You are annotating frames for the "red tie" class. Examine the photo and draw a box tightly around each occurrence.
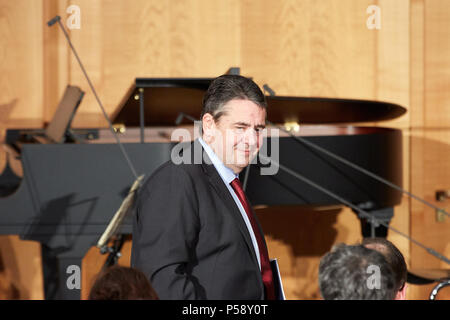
[230,178,275,300]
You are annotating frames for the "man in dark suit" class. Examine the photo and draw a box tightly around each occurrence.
[131,75,275,300]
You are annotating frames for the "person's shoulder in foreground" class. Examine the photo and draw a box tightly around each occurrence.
[88,265,159,300]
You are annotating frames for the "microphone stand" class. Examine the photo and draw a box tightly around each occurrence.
[175,112,450,265]
[47,16,144,268]
[257,154,450,265]
[47,16,139,181]
[261,85,450,218]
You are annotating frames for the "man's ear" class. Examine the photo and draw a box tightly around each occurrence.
[395,283,407,300]
[202,113,215,143]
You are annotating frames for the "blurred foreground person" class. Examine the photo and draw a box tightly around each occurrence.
[319,244,396,300]
[88,265,158,300]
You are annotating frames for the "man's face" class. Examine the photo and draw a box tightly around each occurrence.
[203,99,266,174]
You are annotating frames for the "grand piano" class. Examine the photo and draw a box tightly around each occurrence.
[0,77,405,299]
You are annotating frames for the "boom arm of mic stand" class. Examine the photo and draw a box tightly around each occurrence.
[47,15,61,27]
[47,15,140,181]
[266,120,450,218]
[258,154,450,265]
[175,108,450,266]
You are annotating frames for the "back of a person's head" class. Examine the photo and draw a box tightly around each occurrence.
[319,244,396,300]
[362,237,407,295]
[88,265,158,300]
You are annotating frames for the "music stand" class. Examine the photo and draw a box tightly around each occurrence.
[44,85,84,143]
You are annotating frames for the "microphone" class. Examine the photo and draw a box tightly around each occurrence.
[263,84,276,97]
[47,15,61,27]
[175,112,198,125]
[175,112,185,125]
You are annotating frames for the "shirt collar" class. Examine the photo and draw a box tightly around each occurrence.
[198,137,239,184]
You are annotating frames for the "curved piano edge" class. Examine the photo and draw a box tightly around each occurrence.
[407,271,436,285]
[0,156,23,198]
[0,147,39,235]
[407,269,450,285]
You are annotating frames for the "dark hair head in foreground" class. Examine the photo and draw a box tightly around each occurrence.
[319,244,396,300]
[362,237,408,299]
[88,265,159,300]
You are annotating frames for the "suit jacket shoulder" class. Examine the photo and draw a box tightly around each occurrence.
[131,140,264,300]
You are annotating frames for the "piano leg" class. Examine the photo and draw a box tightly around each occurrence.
[354,207,394,238]
[41,245,82,300]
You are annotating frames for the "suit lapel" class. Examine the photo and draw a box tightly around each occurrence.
[194,140,260,269]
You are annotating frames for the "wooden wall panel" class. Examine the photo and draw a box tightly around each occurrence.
[66,0,241,127]
[410,0,425,128]
[376,0,411,270]
[411,128,450,270]
[0,0,45,300]
[241,0,377,99]
[408,0,450,299]
[376,0,410,128]
[0,236,43,299]
[423,0,450,127]
[410,0,450,270]
[0,0,44,122]
[43,0,70,123]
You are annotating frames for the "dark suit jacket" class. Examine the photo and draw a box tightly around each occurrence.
[130,139,266,299]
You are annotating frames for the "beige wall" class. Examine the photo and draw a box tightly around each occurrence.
[0,0,449,299]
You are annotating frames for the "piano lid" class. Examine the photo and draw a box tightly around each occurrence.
[265,96,407,124]
[111,78,407,126]
[111,78,213,126]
